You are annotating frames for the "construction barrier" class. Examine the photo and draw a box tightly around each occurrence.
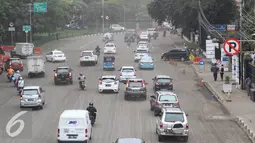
[0,45,15,52]
[189,55,195,62]
[193,57,202,64]
[34,47,41,54]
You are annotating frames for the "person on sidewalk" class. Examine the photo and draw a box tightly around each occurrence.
[245,77,252,95]
[220,64,224,81]
[212,63,219,81]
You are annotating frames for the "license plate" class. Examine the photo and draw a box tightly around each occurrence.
[85,57,88,59]
[68,136,77,139]
[106,84,111,87]
[28,99,34,101]
[64,129,69,133]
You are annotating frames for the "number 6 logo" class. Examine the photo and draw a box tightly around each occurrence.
[5,111,27,137]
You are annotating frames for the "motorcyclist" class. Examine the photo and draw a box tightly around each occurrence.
[163,31,166,37]
[86,102,97,120]
[78,73,86,87]
[7,67,14,81]
[17,76,24,91]
[14,70,21,86]
[95,45,100,52]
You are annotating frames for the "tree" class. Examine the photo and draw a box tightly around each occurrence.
[147,0,238,30]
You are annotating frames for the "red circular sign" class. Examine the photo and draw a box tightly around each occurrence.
[223,38,240,56]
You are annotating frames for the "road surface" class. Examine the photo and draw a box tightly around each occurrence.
[0,33,251,143]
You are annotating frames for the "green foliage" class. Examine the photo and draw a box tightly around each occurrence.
[147,0,238,29]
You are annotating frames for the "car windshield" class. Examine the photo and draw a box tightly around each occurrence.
[57,69,69,73]
[81,52,92,56]
[122,68,134,72]
[165,113,184,122]
[159,95,177,101]
[106,44,114,47]
[54,51,63,54]
[11,59,21,63]
[102,78,115,82]
[104,57,114,62]
[137,50,148,53]
[129,81,142,87]
[157,78,172,83]
[141,58,152,62]
[23,89,38,95]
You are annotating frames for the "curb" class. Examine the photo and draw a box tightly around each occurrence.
[236,117,255,142]
[58,32,124,40]
[190,60,255,143]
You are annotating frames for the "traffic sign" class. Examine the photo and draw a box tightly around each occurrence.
[9,22,14,27]
[227,25,236,31]
[215,24,226,31]
[22,25,31,32]
[105,16,109,20]
[8,27,15,31]
[223,38,240,56]
[34,2,47,12]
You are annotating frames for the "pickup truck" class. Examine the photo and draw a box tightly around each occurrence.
[79,50,98,66]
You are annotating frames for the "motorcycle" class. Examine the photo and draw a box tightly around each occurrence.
[89,113,96,126]
[127,42,131,47]
[95,50,100,56]
[17,87,23,95]
[79,81,86,90]
[163,31,166,37]
[7,74,13,82]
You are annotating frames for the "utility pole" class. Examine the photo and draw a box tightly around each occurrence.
[123,5,126,27]
[239,0,244,88]
[28,3,33,43]
[102,0,105,33]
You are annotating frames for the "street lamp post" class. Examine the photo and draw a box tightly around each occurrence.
[28,3,33,43]
[102,0,105,33]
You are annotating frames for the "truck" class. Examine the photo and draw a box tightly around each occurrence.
[11,43,34,59]
[27,56,45,78]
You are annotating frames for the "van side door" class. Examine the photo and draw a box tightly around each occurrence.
[86,115,92,136]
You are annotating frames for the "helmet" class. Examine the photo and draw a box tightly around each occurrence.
[19,77,23,80]
[16,70,19,73]
[80,73,83,76]
[89,103,93,106]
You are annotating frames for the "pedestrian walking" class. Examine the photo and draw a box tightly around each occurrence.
[220,64,224,81]
[212,63,219,81]
[245,77,252,95]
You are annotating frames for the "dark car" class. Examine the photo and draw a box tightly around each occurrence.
[5,58,24,71]
[124,78,147,100]
[54,66,73,85]
[114,138,145,143]
[161,48,188,61]
[152,75,173,91]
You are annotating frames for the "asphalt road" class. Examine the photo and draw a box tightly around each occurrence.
[0,33,251,143]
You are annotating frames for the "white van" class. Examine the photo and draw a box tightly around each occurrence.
[57,110,92,143]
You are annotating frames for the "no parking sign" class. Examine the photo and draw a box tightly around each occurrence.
[223,38,240,56]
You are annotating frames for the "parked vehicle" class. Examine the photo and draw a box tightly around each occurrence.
[27,56,45,78]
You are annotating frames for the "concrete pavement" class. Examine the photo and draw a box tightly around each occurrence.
[0,32,251,143]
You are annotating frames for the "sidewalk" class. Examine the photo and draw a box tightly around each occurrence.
[171,34,255,142]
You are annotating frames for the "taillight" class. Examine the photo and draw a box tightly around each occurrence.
[69,72,72,77]
[156,101,159,105]
[58,129,60,137]
[169,82,173,85]
[159,123,163,129]
[186,124,189,129]
[80,56,83,58]
[155,82,159,86]
[99,80,102,84]
[114,81,117,84]
[85,129,88,137]
[54,73,57,77]
[38,94,41,98]
[134,72,136,76]
[120,72,122,76]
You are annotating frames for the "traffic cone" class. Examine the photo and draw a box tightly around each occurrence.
[200,78,204,87]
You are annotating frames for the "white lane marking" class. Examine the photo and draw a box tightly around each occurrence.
[6,111,27,137]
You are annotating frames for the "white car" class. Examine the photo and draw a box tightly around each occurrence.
[79,50,98,66]
[98,75,119,93]
[147,28,157,36]
[104,43,116,54]
[46,49,66,62]
[140,32,149,40]
[110,24,125,31]
[138,41,148,46]
[138,44,148,49]
[134,48,150,62]
[118,66,136,82]
[103,32,114,41]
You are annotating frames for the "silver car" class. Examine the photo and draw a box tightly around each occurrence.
[156,107,189,142]
[150,91,179,116]
[20,86,46,109]
[118,66,136,82]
